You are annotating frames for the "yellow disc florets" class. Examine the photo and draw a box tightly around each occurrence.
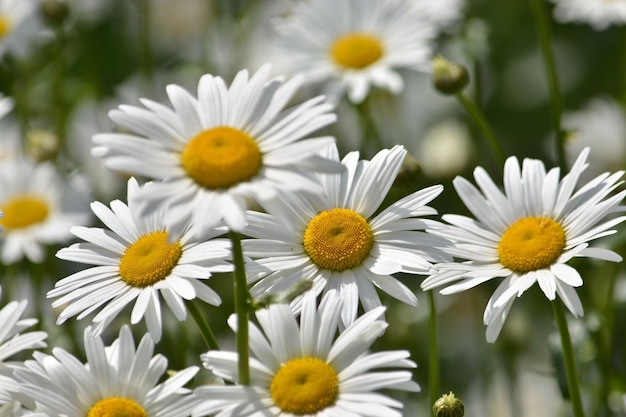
[181,126,262,190]
[0,194,49,230]
[86,397,147,417]
[330,32,384,69]
[119,231,182,287]
[498,216,566,273]
[303,208,374,271]
[0,15,11,38]
[270,357,339,415]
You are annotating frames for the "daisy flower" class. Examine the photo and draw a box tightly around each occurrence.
[0,94,13,120]
[194,294,420,417]
[411,0,466,32]
[273,0,436,103]
[92,64,340,233]
[421,148,626,342]
[0,286,47,415]
[548,0,626,30]
[49,177,232,343]
[15,325,200,417]
[0,157,88,264]
[243,144,450,325]
[0,0,43,59]
[562,97,626,180]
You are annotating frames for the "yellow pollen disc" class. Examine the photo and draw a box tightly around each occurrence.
[303,208,373,272]
[0,195,49,230]
[270,357,339,415]
[119,231,182,287]
[0,15,11,38]
[498,216,566,273]
[87,397,147,417]
[330,32,384,69]
[181,126,262,190]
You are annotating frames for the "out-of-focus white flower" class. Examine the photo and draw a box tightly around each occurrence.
[66,99,128,202]
[416,119,474,179]
[549,0,626,30]
[0,0,45,58]
[0,157,89,264]
[273,0,436,103]
[411,0,466,32]
[563,97,626,181]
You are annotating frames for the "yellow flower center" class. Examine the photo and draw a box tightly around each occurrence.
[270,357,339,415]
[303,208,373,272]
[0,195,49,230]
[0,15,11,38]
[181,126,262,190]
[330,32,384,69]
[119,231,182,287]
[498,216,566,273]
[86,397,147,417]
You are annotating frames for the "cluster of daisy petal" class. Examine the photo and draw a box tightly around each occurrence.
[0,0,624,416]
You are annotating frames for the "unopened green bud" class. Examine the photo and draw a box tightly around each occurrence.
[394,152,422,188]
[432,56,469,95]
[252,279,313,310]
[433,391,464,417]
[40,0,70,27]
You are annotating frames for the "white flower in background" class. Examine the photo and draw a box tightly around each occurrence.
[194,294,419,417]
[422,148,626,342]
[93,64,340,233]
[549,0,626,30]
[244,144,450,325]
[562,97,626,180]
[0,0,44,58]
[0,95,13,120]
[15,326,200,417]
[416,119,474,179]
[273,0,436,103]
[50,178,232,343]
[412,0,466,32]
[0,158,89,264]
[66,99,128,202]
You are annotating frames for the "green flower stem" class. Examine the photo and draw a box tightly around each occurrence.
[552,300,586,417]
[428,290,440,414]
[230,231,251,385]
[455,92,505,166]
[355,97,384,157]
[186,300,220,351]
[529,0,567,171]
[53,25,66,144]
[137,0,153,81]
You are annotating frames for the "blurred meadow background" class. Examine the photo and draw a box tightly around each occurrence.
[0,0,625,416]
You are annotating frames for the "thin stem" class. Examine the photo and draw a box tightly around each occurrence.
[427,290,440,414]
[455,92,505,166]
[53,25,66,145]
[552,300,586,417]
[230,231,250,385]
[529,0,567,171]
[137,0,153,81]
[186,300,220,351]
[355,97,384,158]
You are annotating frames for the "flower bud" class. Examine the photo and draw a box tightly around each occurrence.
[40,0,70,27]
[26,129,60,162]
[433,391,464,417]
[432,56,469,95]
